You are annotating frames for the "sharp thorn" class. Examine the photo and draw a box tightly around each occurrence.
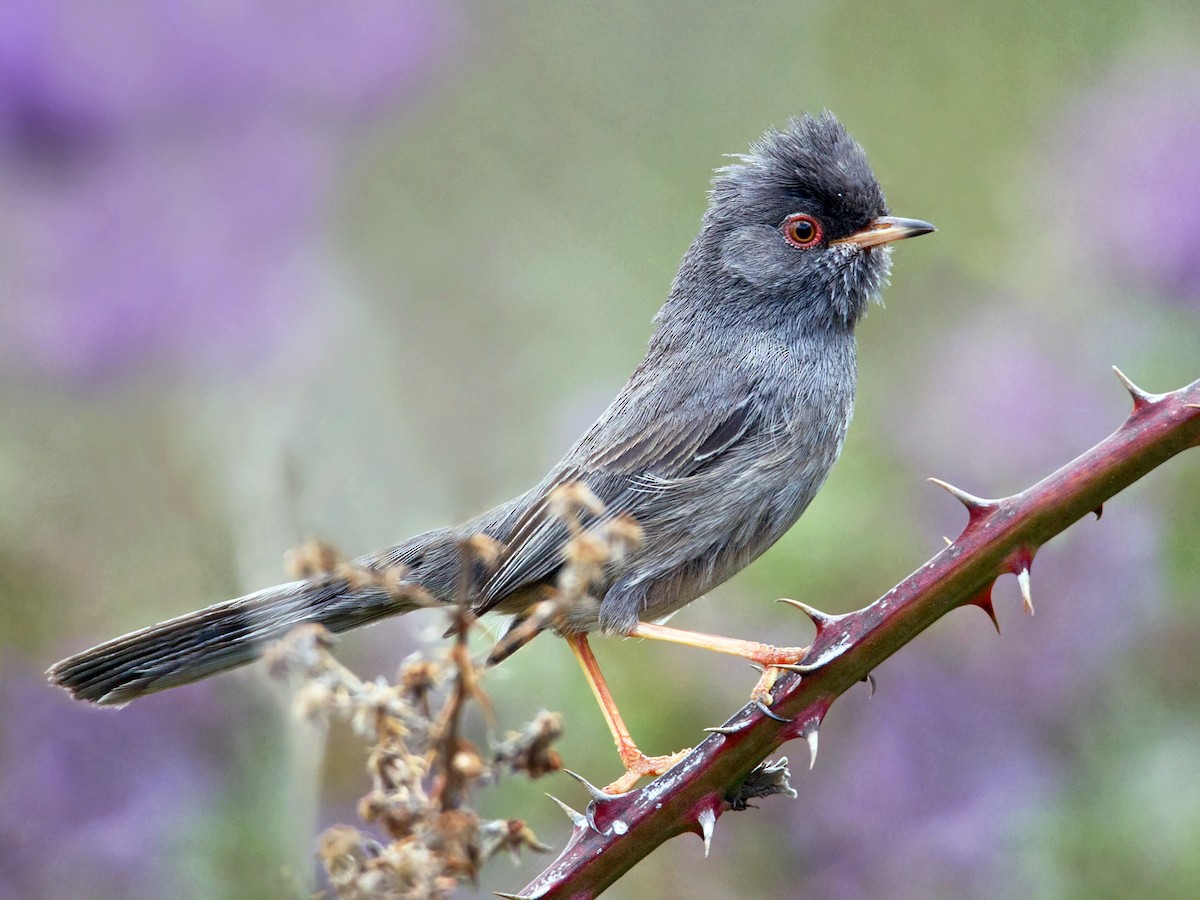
[585,808,603,835]
[1111,365,1140,393]
[562,768,626,802]
[755,699,790,723]
[1092,503,1104,520]
[772,662,809,674]
[494,893,528,899]
[1112,366,1154,409]
[703,722,746,735]
[1017,567,1034,616]
[968,586,1001,633]
[697,806,717,857]
[546,793,588,829]
[943,535,953,546]
[863,673,877,697]
[748,662,765,674]
[767,655,827,675]
[927,477,994,514]
[777,597,836,629]
[804,724,820,770]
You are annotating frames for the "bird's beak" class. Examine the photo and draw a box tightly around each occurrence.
[832,216,936,249]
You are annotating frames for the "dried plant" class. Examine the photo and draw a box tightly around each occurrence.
[268,483,650,898]
[488,484,643,663]
[268,538,559,899]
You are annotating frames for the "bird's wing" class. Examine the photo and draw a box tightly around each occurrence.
[475,367,757,610]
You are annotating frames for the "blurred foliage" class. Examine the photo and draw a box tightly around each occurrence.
[2,1,1199,898]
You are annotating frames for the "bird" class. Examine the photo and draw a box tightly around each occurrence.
[48,111,934,791]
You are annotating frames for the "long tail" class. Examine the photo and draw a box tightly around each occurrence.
[46,530,468,706]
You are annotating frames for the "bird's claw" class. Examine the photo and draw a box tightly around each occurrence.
[748,647,809,707]
[750,665,782,706]
[604,746,691,794]
[754,698,791,723]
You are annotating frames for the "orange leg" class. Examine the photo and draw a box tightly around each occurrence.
[630,622,810,704]
[566,633,689,794]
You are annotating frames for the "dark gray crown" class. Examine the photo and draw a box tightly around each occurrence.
[711,112,887,240]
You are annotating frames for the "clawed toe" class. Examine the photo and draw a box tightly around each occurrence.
[749,648,810,706]
[604,746,691,794]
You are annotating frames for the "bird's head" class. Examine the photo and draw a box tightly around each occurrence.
[703,112,934,330]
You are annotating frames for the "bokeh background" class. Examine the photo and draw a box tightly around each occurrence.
[3,2,1199,898]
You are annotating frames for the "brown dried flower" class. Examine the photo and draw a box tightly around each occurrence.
[494,710,564,779]
[267,538,570,899]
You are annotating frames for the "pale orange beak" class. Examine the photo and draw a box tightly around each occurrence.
[831,216,936,249]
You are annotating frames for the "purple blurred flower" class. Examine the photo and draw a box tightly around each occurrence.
[1050,64,1200,308]
[0,661,249,899]
[0,0,457,385]
[888,306,1110,491]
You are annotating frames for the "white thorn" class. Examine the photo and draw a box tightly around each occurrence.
[546,793,588,830]
[927,477,992,512]
[805,726,820,770]
[942,536,953,547]
[1017,567,1034,616]
[562,767,625,801]
[697,806,716,857]
[1112,365,1153,404]
[777,596,835,627]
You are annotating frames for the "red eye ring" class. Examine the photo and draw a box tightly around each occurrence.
[782,213,823,249]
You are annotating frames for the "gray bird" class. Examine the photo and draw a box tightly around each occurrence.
[49,112,932,784]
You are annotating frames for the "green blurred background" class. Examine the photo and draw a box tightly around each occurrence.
[3,1,1199,897]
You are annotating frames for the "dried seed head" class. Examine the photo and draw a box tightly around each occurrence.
[318,824,372,889]
[563,531,610,569]
[398,658,442,717]
[549,482,606,522]
[728,757,798,811]
[265,623,339,683]
[479,818,553,864]
[293,681,336,722]
[452,747,488,782]
[461,533,504,568]
[286,539,343,579]
[494,710,565,778]
[424,809,482,881]
[378,563,419,600]
[368,745,427,792]
[604,514,644,560]
[358,791,421,842]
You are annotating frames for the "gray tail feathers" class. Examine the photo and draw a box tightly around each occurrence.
[46,575,427,707]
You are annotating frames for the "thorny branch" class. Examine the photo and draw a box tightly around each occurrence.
[504,371,1200,900]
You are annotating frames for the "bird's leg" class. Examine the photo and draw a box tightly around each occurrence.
[630,622,810,705]
[566,633,689,794]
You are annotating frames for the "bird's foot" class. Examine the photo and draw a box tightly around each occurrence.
[746,646,810,706]
[604,744,691,795]
[627,623,810,706]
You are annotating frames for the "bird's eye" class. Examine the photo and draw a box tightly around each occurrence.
[782,213,822,249]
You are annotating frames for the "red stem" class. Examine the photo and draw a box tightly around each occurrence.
[506,374,1200,900]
